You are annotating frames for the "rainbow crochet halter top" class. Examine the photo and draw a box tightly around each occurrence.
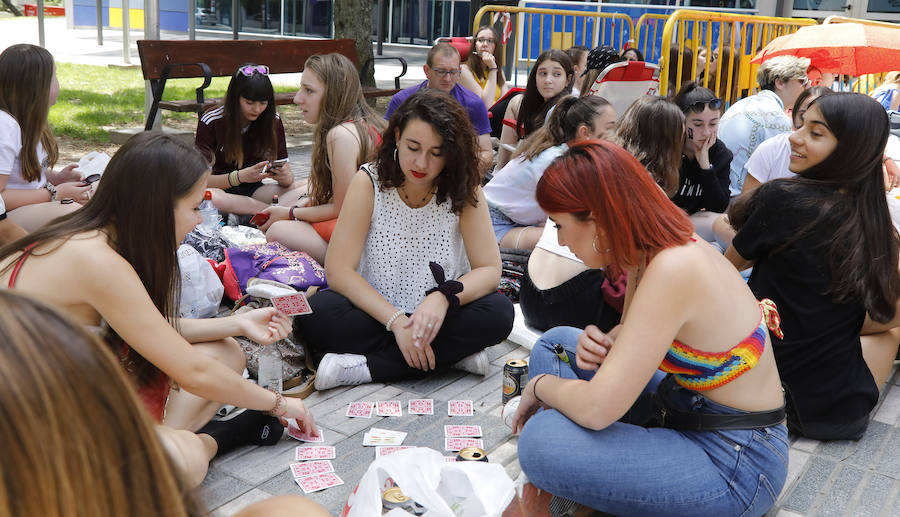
[659,299,783,391]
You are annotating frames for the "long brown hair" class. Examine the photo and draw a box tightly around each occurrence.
[0,291,203,517]
[216,63,278,169]
[516,95,612,161]
[0,132,209,388]
[616,96,684,197]
[304,54,386,206]
[0,44,59,182]
[376,90,480,215]
[517,49,573,138]
[467,25,506,88]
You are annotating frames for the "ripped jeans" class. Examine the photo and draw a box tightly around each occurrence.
[517,326,789,517]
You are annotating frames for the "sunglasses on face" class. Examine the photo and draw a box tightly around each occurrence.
[237,65,269,77]
[685,98,722,113]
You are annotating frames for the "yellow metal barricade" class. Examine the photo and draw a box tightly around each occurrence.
[634,13,670,64]
[659,10,816,104]
[473,5,634,74]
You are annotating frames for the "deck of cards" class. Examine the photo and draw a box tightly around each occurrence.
[271,292,313,316]
[287,422,324,443]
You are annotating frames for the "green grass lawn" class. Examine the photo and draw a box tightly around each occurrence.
[50,62,297,142]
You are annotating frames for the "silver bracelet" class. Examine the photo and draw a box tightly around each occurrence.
[385,309,404,332]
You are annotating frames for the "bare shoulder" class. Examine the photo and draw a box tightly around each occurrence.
[327,122,362,146]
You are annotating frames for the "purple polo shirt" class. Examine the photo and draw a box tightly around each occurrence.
[385,81,492,136]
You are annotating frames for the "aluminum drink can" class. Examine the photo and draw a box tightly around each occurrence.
[456,447,489,462]
[502,359,528,404]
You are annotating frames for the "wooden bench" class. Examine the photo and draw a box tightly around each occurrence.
[137,39,408,131]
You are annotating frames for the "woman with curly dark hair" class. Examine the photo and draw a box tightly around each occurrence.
[295,90,513,389]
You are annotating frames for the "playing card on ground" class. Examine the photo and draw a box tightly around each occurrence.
[376,400,402,417]
[290,460,334,478]
[445,424,482,438]
[346,401,374,418]
[444,437,484,452]
[294,446,336,461]
[448,399,474,416]
[408,398,434,415]
[294,472,344,493]
[287,424,324,442]
[271,292,313,316]
[375,446,416,457]
[363,428,407,446]
[445,456,458,462]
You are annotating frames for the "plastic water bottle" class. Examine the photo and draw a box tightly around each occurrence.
[199,190,220,229]
[257,345,283,395]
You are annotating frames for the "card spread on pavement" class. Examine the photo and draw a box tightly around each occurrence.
[294,472,344,493]
[445,424,482,438]
[271,292,312,316]
[408,398,434,415]
[287,423,324,442]
[346,401,374,418]
[294,446,336,461]
[444,437,484,452]
[290,460,334,478]
[375,446,416,458]
[376,400,402,417]
[448,399,474,416]
[363,428,407,446]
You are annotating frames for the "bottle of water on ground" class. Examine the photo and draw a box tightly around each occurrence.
[258,344,283,395]
[199,190,221,229]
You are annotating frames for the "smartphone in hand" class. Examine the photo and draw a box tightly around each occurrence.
[249,212,271,226]
[269,158,289,173]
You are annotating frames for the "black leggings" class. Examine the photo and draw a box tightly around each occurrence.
[519,268,621,333]
[294,290,514,381]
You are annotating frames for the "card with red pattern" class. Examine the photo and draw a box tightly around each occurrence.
[448,399,474,416]
[290,460,334,478]
[444,437,484,452]
[376,400,402,417]
[294,472,344,493]
[346,401,374,418]
[408,398,434,415]
[375,446,416,457]
[294,446,336,461]
[287,423,324,442]
[272,292,312,316]
[445,424,482,438]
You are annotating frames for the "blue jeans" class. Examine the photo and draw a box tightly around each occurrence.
[518,327,789,517]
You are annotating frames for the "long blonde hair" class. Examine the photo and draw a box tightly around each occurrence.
[304,54,386,206]
[0,44,59,182]
[616,96,684,197]
[0,291,203,517]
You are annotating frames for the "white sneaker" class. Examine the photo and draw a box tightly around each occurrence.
[452,350,490,376]
[315,353,372,390]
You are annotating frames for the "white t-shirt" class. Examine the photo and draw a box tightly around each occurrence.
[534,219,582,263]
[0,110,48,190]
[484,144,566,226]
[745,132,795,186]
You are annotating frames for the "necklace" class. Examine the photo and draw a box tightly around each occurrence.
[398,185,434,208]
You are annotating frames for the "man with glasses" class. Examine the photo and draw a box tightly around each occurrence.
[718,55,811,196]
[386,43,494,173]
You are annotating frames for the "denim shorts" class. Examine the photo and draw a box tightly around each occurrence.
[489,205,519,244]
[518,327,789,517]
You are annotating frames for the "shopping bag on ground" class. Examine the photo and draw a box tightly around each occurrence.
[343,447,514,517]
[177,244,224,318]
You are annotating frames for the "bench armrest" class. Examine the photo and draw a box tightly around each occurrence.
[362,56,408,90]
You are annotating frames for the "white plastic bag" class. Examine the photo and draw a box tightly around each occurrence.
[74,151,112,177]
[344,448,514,517]
[177,244,224,318]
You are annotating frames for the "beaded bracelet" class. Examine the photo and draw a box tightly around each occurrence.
[267,390,287,417]
[385,309,405,332]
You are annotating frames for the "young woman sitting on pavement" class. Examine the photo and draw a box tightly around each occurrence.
[0,44,92,232]
[459,25,511,109]
[259,53,386,264]
[195,63,304,215]
[616,95,686,198]
[0,132,317,485]
[726,93,900,441]
[485,95,616,251]
[295,90,514,390]
[497,49,573,169]
[671,82,733,245]
[512,140,788,517]
[0,290,330,517]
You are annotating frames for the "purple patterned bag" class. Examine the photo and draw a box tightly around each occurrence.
[222,242,327,301]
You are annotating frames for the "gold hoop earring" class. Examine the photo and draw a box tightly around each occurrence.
[593,235,609,254]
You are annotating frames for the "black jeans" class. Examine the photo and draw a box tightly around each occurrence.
[519,268,621,333]
[294,289,514,381]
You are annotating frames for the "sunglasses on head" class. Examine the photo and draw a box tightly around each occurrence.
[237,65,269,77]
[685,98,722,113]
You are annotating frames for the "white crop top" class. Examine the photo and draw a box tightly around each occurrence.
[356,164,470,313]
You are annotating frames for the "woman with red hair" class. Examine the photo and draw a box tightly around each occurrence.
[511,140,788,517]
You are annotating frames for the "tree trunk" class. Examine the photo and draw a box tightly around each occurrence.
[334,0,375,88]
